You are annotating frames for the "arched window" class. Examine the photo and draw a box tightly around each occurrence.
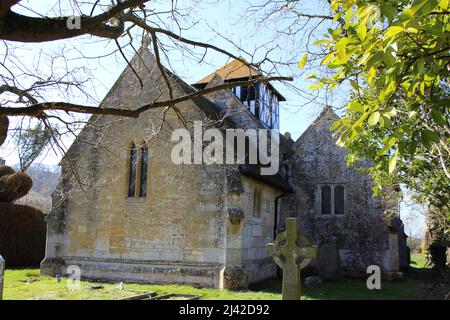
[321,186,332,215]
[128,143,149,198]
[128,144,138,197]
[320,184,345,215]
[253,188,262,218]
[139,146,148,197]
[334,185,345,215]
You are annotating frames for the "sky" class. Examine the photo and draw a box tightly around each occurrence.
[2,0,339,164]
[0,0,426,238]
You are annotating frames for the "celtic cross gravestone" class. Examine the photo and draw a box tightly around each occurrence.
[267,218,318,300]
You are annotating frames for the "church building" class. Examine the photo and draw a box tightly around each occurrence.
[41,45,408,288]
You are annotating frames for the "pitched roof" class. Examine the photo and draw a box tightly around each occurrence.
[295,105,339,144]
[194,59,261,85]
[61,46,292,192]
[194,59,287,101]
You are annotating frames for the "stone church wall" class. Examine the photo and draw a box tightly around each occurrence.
[281,108,394,275]
[42,51,229,287]
[240,176,278,283]
[41,49,282,288]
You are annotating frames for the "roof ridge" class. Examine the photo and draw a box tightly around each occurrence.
[194,59,261,85]
[295,106,339,144]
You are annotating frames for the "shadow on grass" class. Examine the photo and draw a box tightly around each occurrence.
[249,265,442,300]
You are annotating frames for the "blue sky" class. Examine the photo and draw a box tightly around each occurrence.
[2,0,338,163]
[0,0,426,238]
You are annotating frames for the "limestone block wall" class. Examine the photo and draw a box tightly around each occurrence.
[43,105,228,286]
[42,47,287,287]
[240,176,278,283]
[42,49,230,287]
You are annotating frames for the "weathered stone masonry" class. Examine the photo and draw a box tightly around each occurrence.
[41,48,288,288]
[41,48,408,288]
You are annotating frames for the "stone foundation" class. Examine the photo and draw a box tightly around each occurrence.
[41,257,223,288]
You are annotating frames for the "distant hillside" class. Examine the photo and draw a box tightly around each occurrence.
[13,163,60,214]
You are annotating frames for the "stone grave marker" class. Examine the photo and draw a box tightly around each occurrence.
[267,217,318,300]
[318,244,341,280]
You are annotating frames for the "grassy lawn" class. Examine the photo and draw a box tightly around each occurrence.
[3,253,432,300]
[3,269,280,300]
[410,252,429,268]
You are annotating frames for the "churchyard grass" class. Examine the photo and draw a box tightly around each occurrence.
[3,254,430,300]
[410,252,429,269]
[3,269,280,300]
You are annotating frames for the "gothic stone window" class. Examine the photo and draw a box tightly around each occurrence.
[127,143,148,198]
[253,188,262,218]
[320,184,345,215]
[334,185,345,215]
[321,185,332,215]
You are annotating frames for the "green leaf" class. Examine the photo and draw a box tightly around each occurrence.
[440,0,449,10]
[348,100,364,112]
[367,66,376,84]
[419,82,425,95]
[384,108,397,118]
[349,79,360,91]
[408,110,418,118]
[422,130,440,148]
[385,26,404,39]
[321,51,335,65]
[329,120,342,131]
[313,39,330,46]
[309,81,324,90]
[405,27,419,33]
[368,111,381,126]
[389,149,398,174]
[377,136,397,156]
[413,0,439,16]
[430,109,446,126]
[415,58,425,74]
[383,47,397,66]
[365,52,383,71]
[357,20,367,41]
[380,115,391,128]
[298,54,308,70]
[380,3,398,19]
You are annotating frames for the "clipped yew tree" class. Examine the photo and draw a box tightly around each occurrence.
[0,165,46,267]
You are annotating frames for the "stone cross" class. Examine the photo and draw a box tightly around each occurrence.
[0,255,5,300]
[267,218,318,300]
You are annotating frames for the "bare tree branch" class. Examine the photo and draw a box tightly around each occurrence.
[0,76,293,118]
[0,0,148,42]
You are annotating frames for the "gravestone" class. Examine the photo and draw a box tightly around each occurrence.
[318,244,341,280]
[267,218,318,300]
[0,255,5,300]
